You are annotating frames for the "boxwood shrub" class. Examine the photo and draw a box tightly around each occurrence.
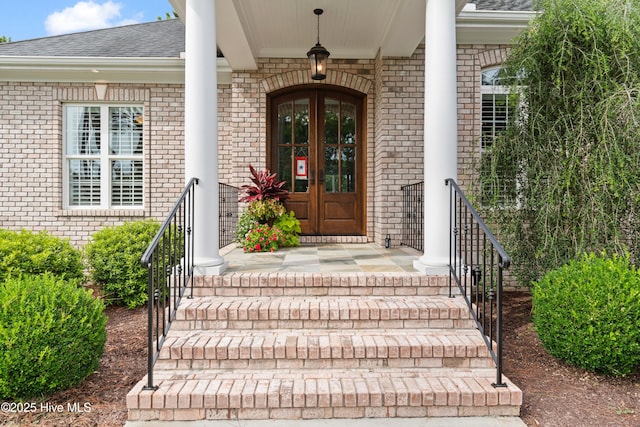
[532,252,640,376]
[85,219,160,308]
[0,229,83,281]
[0,274,107,399]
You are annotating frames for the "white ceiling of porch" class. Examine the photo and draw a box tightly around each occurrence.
[170,0,471,70]
[169,0,467,70]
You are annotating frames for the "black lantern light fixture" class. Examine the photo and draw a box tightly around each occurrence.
[307,8,330,81]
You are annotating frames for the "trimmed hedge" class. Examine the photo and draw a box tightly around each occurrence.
[0,229,83,281]
[85,220,160,308]
[532,253,640,376]
[0,274,107,399]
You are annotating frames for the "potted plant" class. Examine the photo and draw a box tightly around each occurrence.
[236,165,301,252]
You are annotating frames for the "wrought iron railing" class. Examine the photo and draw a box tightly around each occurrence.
[401,181,424,251]
[219,183,239,248]
[141,177,198,390]
[446,178,511,388]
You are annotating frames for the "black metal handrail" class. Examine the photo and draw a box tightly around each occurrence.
[219,183,239,248]
[401,181,424,251]
[446,178,511,388]
[141,177,198,390]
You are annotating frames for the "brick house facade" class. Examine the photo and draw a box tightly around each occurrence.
[0,2,533,271]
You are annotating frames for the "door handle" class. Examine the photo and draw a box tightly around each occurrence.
[310,168,315,185]
[319,169,325,183]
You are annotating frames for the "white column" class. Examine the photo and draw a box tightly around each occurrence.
[185,0,227,275]
[414,0,458,275]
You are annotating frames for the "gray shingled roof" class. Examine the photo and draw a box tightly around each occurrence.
[473,0,534,11]
[0,19,184,57]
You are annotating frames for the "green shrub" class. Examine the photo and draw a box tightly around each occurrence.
[85,219,160,308]
[0,274,107,399]
[532,253,640,376]
[273,211,301,247]
[0,229,84,282]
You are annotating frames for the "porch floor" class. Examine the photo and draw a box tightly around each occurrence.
[220,243,421,273]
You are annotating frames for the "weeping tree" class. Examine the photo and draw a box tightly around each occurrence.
[484,0,640,285]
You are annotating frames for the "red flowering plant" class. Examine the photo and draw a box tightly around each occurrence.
[239,165,289,203]
[236,165,300,253]
[241,225,283,253]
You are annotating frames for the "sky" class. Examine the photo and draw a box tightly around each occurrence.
[1,0,175,42]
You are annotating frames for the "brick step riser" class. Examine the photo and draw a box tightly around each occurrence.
[190,275,459,298]
[171,318,477,331]
[129,405,521,421]
[192,287,457,297]
[174,295,475,330]
[126,374,522,421]
[175,300,472,322]
[157,333,495,368]
[155,357,496,370]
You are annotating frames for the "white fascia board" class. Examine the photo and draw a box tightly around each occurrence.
[456,10,537,45]
[216,0,258,71]
[0,56,232,85]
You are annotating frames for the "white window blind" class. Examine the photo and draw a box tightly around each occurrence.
[64,105,144,209]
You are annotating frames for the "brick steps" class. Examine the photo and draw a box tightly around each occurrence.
[127,272,522,422]
[126,368,521,421]
[172,295,475,330]
[156,329,494,370]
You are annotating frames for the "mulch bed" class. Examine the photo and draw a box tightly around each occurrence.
[503,292,639,427]
[1,292,638,426]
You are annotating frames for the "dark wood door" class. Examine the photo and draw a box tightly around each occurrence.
[270,88,364,235]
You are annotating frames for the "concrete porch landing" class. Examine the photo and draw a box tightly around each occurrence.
[220,243,420,273]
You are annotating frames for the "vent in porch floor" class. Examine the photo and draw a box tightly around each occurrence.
[126,272,521,421]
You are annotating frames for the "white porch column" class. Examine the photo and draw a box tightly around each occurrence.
[414,0,458,275]
[185,0,227,275]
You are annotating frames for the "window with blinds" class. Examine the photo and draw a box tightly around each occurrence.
[64,105,144,208]
[480,67,517,205]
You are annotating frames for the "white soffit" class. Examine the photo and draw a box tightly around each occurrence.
[170,0,428,68]
[231,0,416,60]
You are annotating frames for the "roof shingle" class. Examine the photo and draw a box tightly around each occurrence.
[472,0,534,11]
[0,19,184,57]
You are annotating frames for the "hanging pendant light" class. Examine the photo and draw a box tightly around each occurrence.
[307,8,330,81]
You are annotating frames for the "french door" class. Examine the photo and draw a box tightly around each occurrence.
[269,88,364,235]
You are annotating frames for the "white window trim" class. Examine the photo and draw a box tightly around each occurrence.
[481,67,512,152]
[62,104,145,210]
